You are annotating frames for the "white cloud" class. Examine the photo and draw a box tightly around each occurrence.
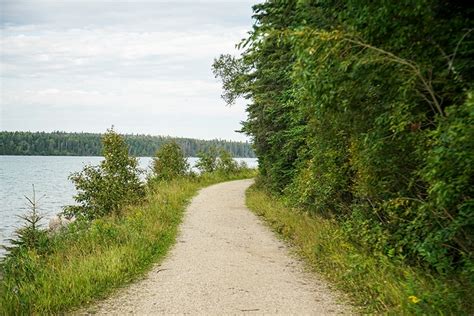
[5,79,240,115]
[0,1,254,141]
[1,25,245,78]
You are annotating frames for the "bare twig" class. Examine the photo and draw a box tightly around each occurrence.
[451,29,473,72]
[342,38,444,117]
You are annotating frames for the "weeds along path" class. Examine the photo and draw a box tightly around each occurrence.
[84,179,350,314]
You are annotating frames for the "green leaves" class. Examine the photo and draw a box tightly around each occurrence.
[417,92,474,272]
[195,147,219,174]
[195,147,241,175]
[216,149,239,175]
[214,0,473,279]
[151,141,189,181]
[212,54,249,106]
[64,128,144,220]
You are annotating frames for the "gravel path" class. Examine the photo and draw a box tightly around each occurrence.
[84,179,351,314]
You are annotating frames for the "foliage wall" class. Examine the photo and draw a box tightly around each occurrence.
[214,0,473,276]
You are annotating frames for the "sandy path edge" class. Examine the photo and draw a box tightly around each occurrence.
[80,179,351,314]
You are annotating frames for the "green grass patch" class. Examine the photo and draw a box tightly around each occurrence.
[0,169,256,314]
[246,184,473,315]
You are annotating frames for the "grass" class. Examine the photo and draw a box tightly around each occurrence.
[246,184,473,315]
[0,169,256,314]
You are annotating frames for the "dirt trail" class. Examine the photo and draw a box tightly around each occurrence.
[85,179,351,314]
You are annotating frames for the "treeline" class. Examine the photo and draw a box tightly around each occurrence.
[0,131,255,158]
[214,0,473,312]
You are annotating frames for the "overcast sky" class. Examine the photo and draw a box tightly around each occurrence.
[0,0,255,141]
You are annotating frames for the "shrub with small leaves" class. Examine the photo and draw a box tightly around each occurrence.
[195,146,219,173]
[216,149,238,174]
[64,128,144,220]
[151,141,189,181]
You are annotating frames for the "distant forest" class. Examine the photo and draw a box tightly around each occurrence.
[0,131,256,158]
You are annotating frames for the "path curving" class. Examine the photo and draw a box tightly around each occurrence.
[85,179,351,314]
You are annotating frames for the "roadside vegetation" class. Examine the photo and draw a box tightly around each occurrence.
[0,129,256,314]
[214,1,473,314]
[247,184,472,314]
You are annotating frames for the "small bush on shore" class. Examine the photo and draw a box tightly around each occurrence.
[0,187,50,314]
[151,141,189,181]
[195,146,219,173]
[216,149,238,174]
[63,128,144,220]
[196,147,248,175]
[3,187,50,258]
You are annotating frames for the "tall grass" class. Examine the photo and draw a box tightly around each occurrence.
[246,184,473,315]
[0,169,256,314]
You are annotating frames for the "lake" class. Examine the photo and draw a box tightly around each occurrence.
[0,155,258,256]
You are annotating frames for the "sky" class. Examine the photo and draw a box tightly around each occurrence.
[0,0,256,141]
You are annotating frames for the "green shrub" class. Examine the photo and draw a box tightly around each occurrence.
[64,128,144,220]
[3,187,50,258]
[417,92,474,274]
[247,183,473,314]
[0,187,50,314]
[151,141,189,181]
[195,146,218,173]
[196,147,244,175]
[216,149,239,174]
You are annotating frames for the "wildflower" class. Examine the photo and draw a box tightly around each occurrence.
[408,295,421,304]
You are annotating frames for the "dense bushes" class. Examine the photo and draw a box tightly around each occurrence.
[214,0,473,292]
[247,184,473,314]
[418,93,474,273]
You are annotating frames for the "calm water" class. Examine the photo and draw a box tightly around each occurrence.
[0,155,257,255]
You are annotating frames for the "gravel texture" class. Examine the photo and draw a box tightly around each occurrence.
[82,179,351,315]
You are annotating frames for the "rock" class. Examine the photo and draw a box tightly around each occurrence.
[49,215,75,233]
